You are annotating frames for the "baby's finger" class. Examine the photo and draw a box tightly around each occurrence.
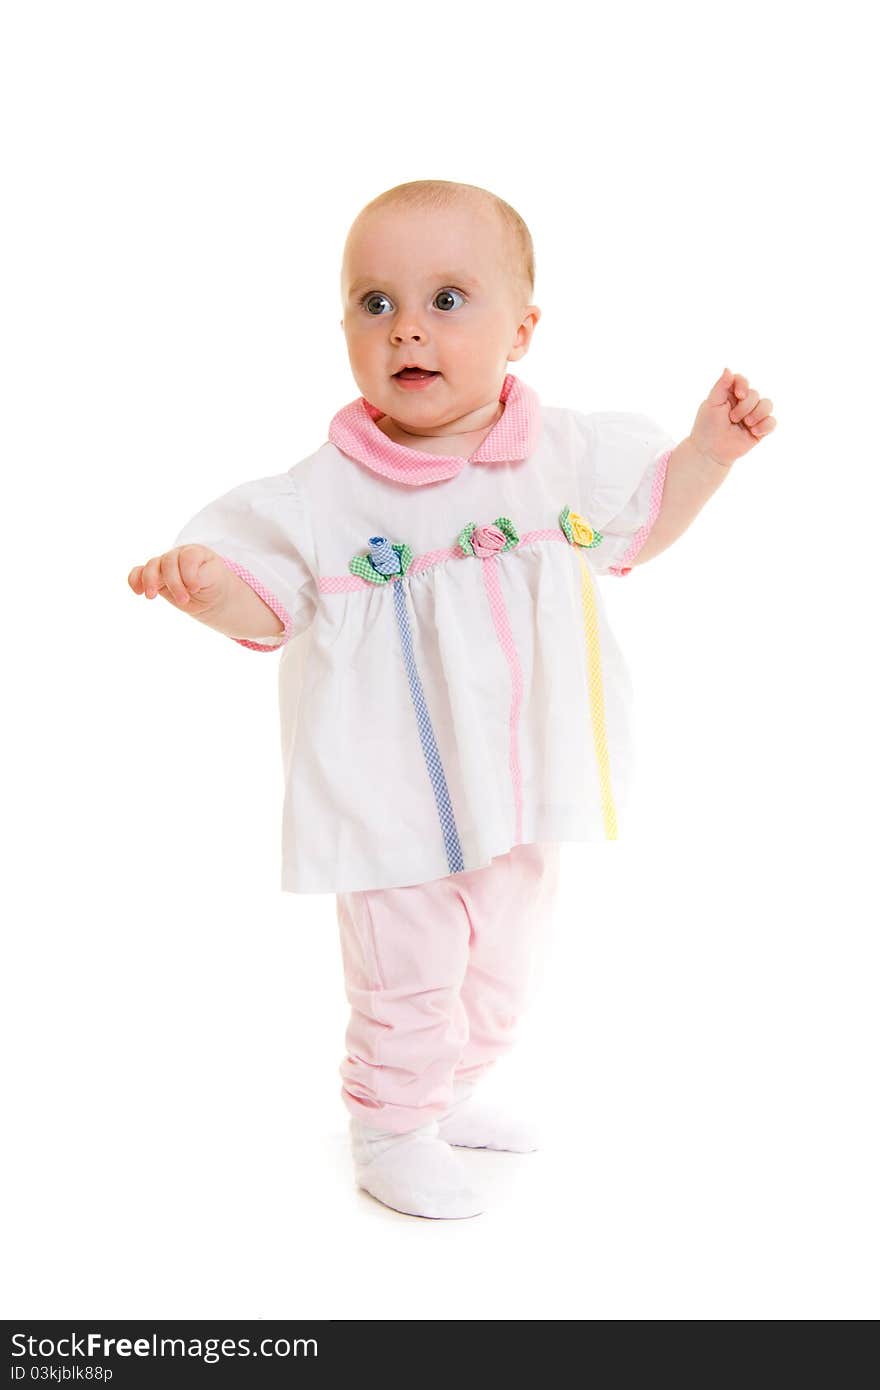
[140,556,163,599]
[732,374,750,400]
[159,550,191,606]
[128,565,145,595]
[730,388,760,424]
[743,397,773,426]
[178,546,214,598]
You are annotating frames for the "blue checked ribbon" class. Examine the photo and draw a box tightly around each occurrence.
[391,578,464,875]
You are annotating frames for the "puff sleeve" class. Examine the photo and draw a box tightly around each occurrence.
[170,473,318,651]
[580,411,677,576]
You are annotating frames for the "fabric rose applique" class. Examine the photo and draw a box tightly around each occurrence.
[457,516,519,557]
[349,534,414,585]
[559,506,602,549]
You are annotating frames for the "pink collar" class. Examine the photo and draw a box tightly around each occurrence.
[328,372,542,485]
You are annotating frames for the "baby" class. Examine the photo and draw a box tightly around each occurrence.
[128,180,776,1220]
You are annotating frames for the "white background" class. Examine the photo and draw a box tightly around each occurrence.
[3,0,878,1320]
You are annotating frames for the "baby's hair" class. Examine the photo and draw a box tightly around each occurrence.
[344,179,536,308]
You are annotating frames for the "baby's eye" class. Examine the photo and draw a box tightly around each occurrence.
[434,288,466,311]
[362,292,393,316]
[360,287,467,316]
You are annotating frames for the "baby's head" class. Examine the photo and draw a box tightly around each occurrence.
[339,180,539,434]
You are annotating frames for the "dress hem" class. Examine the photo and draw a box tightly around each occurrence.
[279,831,624,896]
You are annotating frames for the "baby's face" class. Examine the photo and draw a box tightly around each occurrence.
[340,203,539,432]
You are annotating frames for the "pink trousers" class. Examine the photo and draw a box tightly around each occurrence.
[335,841,561,1134]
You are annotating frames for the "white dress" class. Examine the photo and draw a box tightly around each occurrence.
[171,373,676,894]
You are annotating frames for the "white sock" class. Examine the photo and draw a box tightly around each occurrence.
[436,1081,541,1152]
[350,1117,485,1220]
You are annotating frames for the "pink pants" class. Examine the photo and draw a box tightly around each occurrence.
[335,841,561,1134]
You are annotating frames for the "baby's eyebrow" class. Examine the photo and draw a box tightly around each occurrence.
[347,271,481,298]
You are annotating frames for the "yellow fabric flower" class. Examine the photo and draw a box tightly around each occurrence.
[559,505,602,550]
[569,512,596,547]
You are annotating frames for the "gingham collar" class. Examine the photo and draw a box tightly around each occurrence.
[328,372,542,485]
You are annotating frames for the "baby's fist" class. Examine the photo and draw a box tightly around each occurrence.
[128,544,230,617]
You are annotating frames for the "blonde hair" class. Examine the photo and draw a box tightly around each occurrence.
[342,179,536,307]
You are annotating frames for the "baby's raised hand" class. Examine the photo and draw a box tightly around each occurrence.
[689,368,777,469]
[128,544,230,617]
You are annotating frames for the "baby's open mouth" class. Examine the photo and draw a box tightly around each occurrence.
[393,368,441,379]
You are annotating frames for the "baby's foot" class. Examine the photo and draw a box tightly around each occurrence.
[350,1118,485,1220]
[436,1083,540,1153]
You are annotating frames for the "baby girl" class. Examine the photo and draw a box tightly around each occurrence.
[128,179,776,1220]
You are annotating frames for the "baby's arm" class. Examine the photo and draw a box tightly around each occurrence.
[631,437,728,567]
[193,570,285,640]
[128,545,284,640]
[633,368,775,567]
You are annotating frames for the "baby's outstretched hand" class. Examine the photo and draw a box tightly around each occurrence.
[688,368,777,468]
[128,544,230,617]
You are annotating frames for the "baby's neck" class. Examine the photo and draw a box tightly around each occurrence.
[375,401,505,459]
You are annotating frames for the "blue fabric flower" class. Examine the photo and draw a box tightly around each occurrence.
[349,535,414,585]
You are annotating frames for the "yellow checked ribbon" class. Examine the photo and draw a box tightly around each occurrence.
[559,505,617,839]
